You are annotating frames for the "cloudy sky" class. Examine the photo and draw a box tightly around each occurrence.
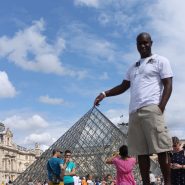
[0,0,185,150]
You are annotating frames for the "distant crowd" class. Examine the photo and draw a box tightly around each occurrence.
[31,136,184,185]
[1,136,184,185]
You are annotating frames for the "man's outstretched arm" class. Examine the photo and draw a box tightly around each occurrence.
[94,80,130,106]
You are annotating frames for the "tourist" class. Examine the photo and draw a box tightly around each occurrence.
[78,176,81,185]
[47,148,64,185]
[73,174,80,185]
[95,178,100,185]
[43,180,49,185]
[35,181,42,185]
[106,145,136,185]
[81,177,87,185]
[28,178,34,185]
[106,174,115,185]
[86,174,93,185]
[62,150,76,185]
[149,171,156,185]
[170,136,185,185]
[94,32,173,185]
[100,177,106,185]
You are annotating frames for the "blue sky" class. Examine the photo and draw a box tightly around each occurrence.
[0,0,185,150]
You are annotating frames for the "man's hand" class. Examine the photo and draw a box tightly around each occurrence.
[64,158,70,163]
[94,93,105,106]
[158,104,165,113]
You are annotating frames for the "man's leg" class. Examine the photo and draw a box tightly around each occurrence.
[138,155,150,185]
[158,152,171,185]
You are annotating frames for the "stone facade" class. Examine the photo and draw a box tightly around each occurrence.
[0,123,42,183]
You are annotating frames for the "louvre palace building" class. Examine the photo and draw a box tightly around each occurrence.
[0,122,42,183]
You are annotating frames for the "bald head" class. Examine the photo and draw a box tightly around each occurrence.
[137,32,152,42]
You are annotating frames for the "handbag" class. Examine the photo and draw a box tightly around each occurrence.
[48,161,62,183]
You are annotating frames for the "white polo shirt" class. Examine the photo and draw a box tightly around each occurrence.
[125,54,173,113]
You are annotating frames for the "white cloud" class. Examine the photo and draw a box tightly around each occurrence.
[97,11,136,34]
[73,36,116,62]
[0,19,85,78]
[4,114,48,130]
[74,0,99,7]
[0,71,17,98]
[98,10,133,29]
[114,11,133,27]
[82,1,146,34]
[23,132,55,145]
[64,25,119,63]
[74,0,141,9]
[41,144,50,151]
[39,95,65,105]
[1,112,72,150]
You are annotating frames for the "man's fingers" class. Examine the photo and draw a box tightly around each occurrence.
[94,93,105,106]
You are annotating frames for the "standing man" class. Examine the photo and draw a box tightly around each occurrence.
[62,150,76,185]
[47,148,64,185]
[94,32,173,185]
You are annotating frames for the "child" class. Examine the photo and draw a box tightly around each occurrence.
[106,145,136,185]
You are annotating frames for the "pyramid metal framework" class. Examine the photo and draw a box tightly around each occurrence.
[14,107,142,185]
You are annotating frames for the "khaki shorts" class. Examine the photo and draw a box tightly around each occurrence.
[128,104,172,155]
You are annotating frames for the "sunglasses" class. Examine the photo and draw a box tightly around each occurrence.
[65,155,71,157]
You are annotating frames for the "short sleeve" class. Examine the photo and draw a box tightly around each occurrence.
[112,157,119,166]
[125,66,132,81]
[159,57,173,79]
[59,159,64,165]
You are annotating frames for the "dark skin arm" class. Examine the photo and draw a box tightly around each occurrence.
[94,80,130,106]
[158,77,172,113]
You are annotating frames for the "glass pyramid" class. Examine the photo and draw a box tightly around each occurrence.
[13,107,144,184]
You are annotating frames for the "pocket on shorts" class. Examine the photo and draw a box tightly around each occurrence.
[156,105,163,114]
[142,105,162,115]
[156,125,172,149]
